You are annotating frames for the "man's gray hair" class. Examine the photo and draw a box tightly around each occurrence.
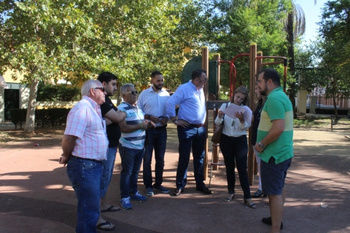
[81,79,103,96]
[120,83,134,95]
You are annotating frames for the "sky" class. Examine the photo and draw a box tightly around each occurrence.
[294,0,329,44]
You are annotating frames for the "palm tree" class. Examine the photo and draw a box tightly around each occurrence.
[285,0,316,118]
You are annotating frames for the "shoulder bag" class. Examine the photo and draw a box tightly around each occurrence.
[211,103,228,143]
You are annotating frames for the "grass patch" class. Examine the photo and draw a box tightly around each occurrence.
[294,116,350,128]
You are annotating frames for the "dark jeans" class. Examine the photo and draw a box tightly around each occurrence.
[67,156,102,233]
[143,127,167,188]
[119,145,144,199]
[100,147,117,198]
[176,125,206,189]
[220,134,251,199]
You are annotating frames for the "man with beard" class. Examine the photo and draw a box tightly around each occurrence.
[96,72,126,231]
[254,69,293,233]
[137,71,170,196]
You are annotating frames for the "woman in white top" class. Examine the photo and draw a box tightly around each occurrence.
[215,86,256,208]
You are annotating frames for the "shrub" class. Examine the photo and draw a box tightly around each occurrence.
[37,83,80,101]
[9,109,26,129]
[9,108,71,129]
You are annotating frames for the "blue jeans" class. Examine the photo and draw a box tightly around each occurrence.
[67,156,102,233]
[143,127,167,188]
[100,147,117,198]
[119,145,144,199]
[220,134,251,199]
[176,125,206,189]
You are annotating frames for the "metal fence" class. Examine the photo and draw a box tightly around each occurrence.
[308,96,350,109]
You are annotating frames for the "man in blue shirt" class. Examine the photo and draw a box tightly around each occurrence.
[166,69,212,196]
[138,71,170,197]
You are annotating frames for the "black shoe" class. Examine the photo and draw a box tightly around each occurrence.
[173,188,184,196]
[262,217,283,230]
[196,186,212,195]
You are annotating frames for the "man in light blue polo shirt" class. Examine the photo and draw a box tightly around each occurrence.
[166,69,212,196]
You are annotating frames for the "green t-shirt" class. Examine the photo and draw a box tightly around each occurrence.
[257,87,294,164]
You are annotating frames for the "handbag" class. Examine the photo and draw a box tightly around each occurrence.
[211,103,228,143]
[211,123,224,143]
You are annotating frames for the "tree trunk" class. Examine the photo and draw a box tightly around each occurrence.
[332,92,338,120]
[24,79,39,133]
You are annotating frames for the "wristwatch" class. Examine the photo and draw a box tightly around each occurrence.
[173,119,178,124]
[258,142,265,149]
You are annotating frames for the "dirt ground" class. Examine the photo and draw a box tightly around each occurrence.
[0,121,349,233]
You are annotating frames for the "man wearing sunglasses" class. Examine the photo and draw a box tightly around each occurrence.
[166,69,212,196]
[95,72,126,231]
[59,80,109,233]
[137,71,170,197]
[118,83,156,210]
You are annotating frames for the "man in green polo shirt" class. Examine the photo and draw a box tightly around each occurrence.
[254,69,293,233]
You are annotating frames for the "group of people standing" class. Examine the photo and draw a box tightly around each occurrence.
[59,68,293,233]
[213,69,293,233]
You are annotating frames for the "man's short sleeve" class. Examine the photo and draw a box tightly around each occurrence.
[100,97,116,116]
[265,97,285,121]
[64,106,88,139]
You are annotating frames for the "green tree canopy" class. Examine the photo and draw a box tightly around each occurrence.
[0,0,201,131]
[199,0,292,89]
[313,0,350,117]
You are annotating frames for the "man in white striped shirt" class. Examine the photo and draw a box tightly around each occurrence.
[117,83,155,209]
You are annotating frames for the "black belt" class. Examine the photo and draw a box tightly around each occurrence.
[190,124,205,128]
[71,155,101,163]
[223,134,246,139]
[147,126,166,130]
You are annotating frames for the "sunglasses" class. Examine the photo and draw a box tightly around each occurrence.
[94,87,105,92]
[126,90,139,95]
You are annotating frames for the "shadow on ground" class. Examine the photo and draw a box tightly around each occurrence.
[0,125,350,233]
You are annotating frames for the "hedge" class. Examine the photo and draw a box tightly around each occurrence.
[9,108,71,129]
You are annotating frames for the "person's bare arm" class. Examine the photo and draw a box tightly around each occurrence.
[104,109,126,123]
[254,119,284,153]
[59,135,78,165]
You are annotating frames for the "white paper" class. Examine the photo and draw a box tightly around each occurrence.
[223,104,245,118]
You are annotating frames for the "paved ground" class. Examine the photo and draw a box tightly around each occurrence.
[0,122,349,233]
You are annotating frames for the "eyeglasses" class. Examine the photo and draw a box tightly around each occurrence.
[126,90,139,95]
[94,87,105,92]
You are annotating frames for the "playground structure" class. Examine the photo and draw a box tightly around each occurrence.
[182,44,288,185]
